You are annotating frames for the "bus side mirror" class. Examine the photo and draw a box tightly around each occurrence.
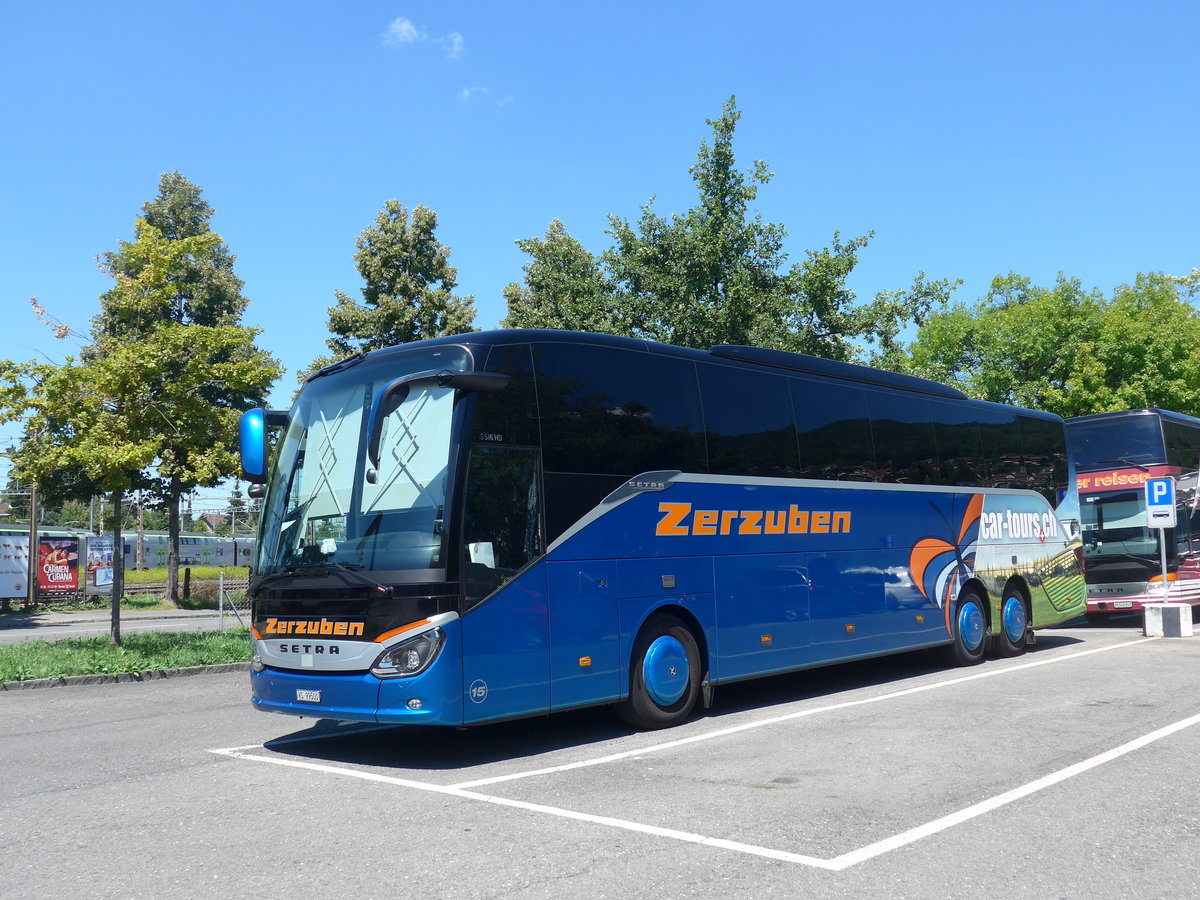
[240,408,288,483]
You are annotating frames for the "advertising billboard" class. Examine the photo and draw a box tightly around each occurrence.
[38,537,80,594]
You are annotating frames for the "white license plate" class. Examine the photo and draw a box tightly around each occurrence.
[1112,601,1134,609]
[296,689,321,703]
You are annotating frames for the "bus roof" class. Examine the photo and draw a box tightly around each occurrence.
[334,329,1060,419]
[1066,408,1200,428]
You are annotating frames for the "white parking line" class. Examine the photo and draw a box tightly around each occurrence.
[212,703,1200,871]
[209,745,835,869]
[210,635,1175,870]
[451,636,1157,789]
[828,708,1200,869]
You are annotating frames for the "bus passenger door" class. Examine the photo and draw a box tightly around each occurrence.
[459,445,551,724]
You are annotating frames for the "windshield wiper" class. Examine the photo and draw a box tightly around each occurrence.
[1118,458,1152,473]
[249,563,393,598]
[319,563,394,596]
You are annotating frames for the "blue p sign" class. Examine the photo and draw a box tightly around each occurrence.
[1145,477,1177,529]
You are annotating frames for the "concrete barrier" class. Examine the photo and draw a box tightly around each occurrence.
[1143,603,1194,638]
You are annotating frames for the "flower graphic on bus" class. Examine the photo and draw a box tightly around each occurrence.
[909,494,984,628]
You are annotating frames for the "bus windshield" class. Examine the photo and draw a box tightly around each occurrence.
[1069,415,1164,469]
[1080,489,1172,575]
[257,348,471,579]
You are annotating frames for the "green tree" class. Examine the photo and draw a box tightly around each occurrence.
[901,270,1200,417]
[303,201,478,380]
[504,97,957,359]
[1,355,158,641]
[92,173,280,601]
[501,220,621,333]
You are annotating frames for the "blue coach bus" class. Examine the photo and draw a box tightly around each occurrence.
[240,330,1086,729]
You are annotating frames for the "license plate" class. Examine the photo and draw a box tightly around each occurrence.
[1112,601,1134,609]
[296,689,321,703]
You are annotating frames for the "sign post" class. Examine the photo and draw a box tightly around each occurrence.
[1145,475,1177,596]
[1143,476,1193,637]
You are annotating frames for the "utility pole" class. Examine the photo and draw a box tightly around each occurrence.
[25,480,38,610]
[135,491,145,570]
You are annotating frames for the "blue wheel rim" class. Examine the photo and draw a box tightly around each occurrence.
[1002,594,1026,643]
[643,635,689,707]
[958,601,985,653]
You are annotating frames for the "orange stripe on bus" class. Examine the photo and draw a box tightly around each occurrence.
[251,626,263,641]
[374,619,432,643]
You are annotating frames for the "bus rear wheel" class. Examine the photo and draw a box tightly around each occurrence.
[616,614,701,730]
[941,588,988,667]
[993,588,1029,657]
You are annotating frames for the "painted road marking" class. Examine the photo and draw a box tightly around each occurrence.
[211,635,1176,870]
[450,636,1156,789]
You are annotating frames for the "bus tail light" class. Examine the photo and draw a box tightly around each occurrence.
[1149,572,1178,583]
[372,628,445,678]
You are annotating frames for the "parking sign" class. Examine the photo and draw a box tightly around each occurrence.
[1145,476,1177,529]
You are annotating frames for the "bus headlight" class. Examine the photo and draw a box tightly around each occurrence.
[372,628,445,678]
[251,654,266,673]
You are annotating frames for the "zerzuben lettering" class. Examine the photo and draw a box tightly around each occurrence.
[264,618,365,637]
[656,502,851,536]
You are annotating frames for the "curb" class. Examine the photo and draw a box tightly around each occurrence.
[1,662,250,692]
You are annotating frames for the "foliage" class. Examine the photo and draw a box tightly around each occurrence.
[501,220,622,333]
[1,172,281,627]
[88,173,280,601]
[99,170,247,331]
[303,201,478,380]
[901,270,1200,417]
[503,97,958,360]
[0,629,252,682]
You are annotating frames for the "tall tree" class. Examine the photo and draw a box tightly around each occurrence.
[901,270,1200,417]
[303,201,477,379]
[73,172,276,601]
[94,214,279,599]
[504,97,957,359]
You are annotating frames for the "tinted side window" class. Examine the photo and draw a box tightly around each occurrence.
[1019,415,1069,501]
[792,377,876,481]
[929,400,986,486]
[699,363,799,477]
[535,344,706,476]
[543,472,625,545]
[866,391,939,485]
[977,407,1026,488]
[1164,421,1200,470]
[474,344,540,446]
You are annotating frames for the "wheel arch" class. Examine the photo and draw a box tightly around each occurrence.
[959,577,993,629]
[999,576,1032,620]
[628,603,710,683]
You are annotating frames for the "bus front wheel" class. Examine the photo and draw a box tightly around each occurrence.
[942,588,988,667]
[616,614,702,730]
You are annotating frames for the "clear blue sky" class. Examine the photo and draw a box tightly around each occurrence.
[2,1,1198,493]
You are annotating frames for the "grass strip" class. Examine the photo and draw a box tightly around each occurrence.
[0,629,253,683]
[123,565,250,584]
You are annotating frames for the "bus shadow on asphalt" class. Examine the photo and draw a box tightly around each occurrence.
[260,638,1085,772]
